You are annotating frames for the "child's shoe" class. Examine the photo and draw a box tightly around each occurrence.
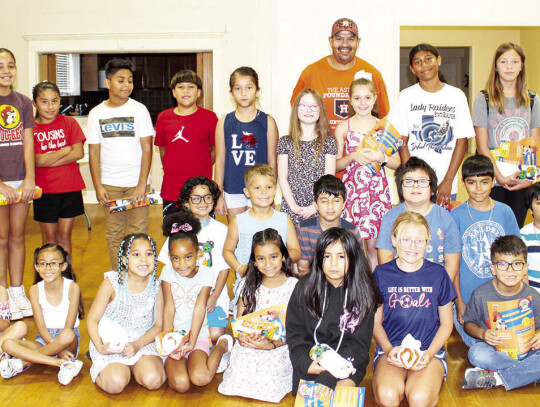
[461,367,497,389]
[0,357,24,379]
[216,334,233,374]
[8,286,32,318]
[7,290,22,321]
[58,360,83,385]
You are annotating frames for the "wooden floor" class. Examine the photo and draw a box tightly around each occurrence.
[1,204,538,406]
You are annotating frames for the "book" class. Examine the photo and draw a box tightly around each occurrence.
[359,117,403,175]
[295,380,365,407]
[231,303,287,342]
[490,136,540,181]
[487,296,535,360]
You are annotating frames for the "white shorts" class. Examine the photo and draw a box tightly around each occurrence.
[223,192,251,209]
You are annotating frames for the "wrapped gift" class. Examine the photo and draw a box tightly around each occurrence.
[0,186,42,206]
[108,193,159,213]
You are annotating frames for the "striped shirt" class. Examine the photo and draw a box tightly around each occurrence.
[520,222,540,294]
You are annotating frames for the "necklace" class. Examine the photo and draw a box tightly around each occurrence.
[467,198,493,223]
[313,286,348,353]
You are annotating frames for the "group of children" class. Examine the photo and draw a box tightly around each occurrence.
[0,37,539,405]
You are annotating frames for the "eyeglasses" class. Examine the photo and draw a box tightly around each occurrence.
[398,238,428,248]
[493,261,525,271]
[402,179,431,188]
[36,261,64,270]
[297,104,321,112]
[189,194,214,204]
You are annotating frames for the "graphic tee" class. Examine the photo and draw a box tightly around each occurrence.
[393,83,474,194]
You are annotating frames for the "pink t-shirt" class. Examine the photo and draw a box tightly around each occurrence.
[33,115,86,193]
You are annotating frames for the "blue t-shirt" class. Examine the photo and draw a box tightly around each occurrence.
[376,203,461,266]
[452,201,520,304]
[374,259,457,350]
[223,110,268,194]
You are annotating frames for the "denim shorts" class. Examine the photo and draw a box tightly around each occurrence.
[36,327,80,358]
[372,343,448,378]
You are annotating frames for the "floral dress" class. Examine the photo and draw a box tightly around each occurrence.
[89,271,161,382]
[342,120,392,239]
[218,277,298,403]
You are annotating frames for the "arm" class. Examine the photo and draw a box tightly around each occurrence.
[214,116,227,216]
[324,153,336,176]
[223,217,246,276]
[20,128,36,203]
[89,144,111,207]
[124,284,164,358]
[464,321,502,347]
[158,146,165,164]
[453,271,466,323]
[266,116,278,173]
[437,138,467,205]
[131,136,152,202]
[64,282,81,330]
[209,145,216,164]
[29,285,53,344]
[286,217,302,263]
[35,146,71,167]
[398,135,411,164]
[86,279,121,355]
[475,126,517,187]
[443,252,460,283]
[207,268,229,313]
[161,281,175,330]
[179,286,211,356]
[372,304,402,368]
[377,248,394,265]
[335,122,349,172]
[36,143,85,168]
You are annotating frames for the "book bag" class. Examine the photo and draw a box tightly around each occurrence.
[480,89,536,115]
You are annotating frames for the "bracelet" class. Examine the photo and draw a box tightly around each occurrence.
[269,340,276,349]
[380,155,388,167]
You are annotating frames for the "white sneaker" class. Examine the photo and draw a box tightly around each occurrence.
[58,360,83,385]
[7,289,23,320]
[9,286,32,317]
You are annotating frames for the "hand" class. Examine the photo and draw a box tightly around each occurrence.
[296,261,311,278]
[215,195,228,216]
[362,148,384,164]
[412,349,431,371]
[455,298,467,325]
[297,204,317,219]
[99,342,125,355]
[386,346,404,368]
[95,185,112,207]
[0,182,19,205]
[206,293,218,313]
[436,178,452,208]
[19,177,36,204]
[130,185,147,206]
[307,356,327,375]
[506,177,533,191]
[169,334,191,359]
[238,334,274,350]
[352,149,372,166]
[483,329,503,347]
[123,342,141,358]
[58,350,75,361]
[235,264,248,277]
[529,331,540,351]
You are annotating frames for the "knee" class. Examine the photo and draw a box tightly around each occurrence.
[407,389,436,407]
[140,370,166,390]
[12,321,28,337]
[168,375,191,393]
[2,338,15,354]
[468,344,491,368]
[56,329,76,346]
[99,375,129,394]
[374,385,401,407]
[190,369,212,387]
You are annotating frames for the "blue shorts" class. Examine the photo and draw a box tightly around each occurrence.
[372,344,448,378]
[207,306,228,328]
[36,327,80,358]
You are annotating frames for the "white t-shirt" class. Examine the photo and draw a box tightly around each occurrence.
[393,83,474,194]
[86,98,154,187]
[158,218,230,311]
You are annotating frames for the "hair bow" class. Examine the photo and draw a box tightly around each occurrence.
[171,222,193,234]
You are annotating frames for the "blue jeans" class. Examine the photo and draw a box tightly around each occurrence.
[468,341,540,390]
[452,306,476,348]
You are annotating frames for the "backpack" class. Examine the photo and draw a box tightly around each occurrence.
[480,89,536,115]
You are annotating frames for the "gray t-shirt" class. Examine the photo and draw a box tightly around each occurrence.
[464,279,540,331]
[472,93,540,149]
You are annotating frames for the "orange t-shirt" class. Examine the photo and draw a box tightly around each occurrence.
[291,56,389,133]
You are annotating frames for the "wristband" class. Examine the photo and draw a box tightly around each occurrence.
[380,155,388,167]
[270,341,276,349]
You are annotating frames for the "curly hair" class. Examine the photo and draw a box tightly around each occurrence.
[179,176,221,212]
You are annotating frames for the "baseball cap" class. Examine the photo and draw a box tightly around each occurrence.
[331,18,359,37]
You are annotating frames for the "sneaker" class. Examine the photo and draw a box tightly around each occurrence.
[58,360,83,385]
[0,358,24,379]
[216,334,233,374]
[9,286,32,318]
[461,367,497,390]
[7,291,22,321]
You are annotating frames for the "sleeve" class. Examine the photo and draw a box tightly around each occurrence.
[136,103,155,138]
[21,96,35,129]
[375,209,396,250]
[67,116,86,145]
[286,282,316,376]
[503,204,521,237]
[530,93,540,129]
[462,289,485,327]
[472,92,488,128]
[85,108,101,144]
[290,69,308,106]
[276,136,289,155]
[442,211,461,254]
[202,267,213,287]
[454,90,475,139]
[391,90,409,137]
[323,135,338,155]
[531,290,540,330]
[154,111,166,147]
[159,264,173,283]
[207,111,218,147]
[297,226,311,263]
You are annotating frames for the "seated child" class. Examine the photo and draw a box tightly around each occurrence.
[462,235,540,390]
[520,182,540,294]
[296,175,363,276]
[87,234,165,394]
[372,212,456,407]
[223,164,301,301]
[1,244,84,385]
[452,155,520,347]
[218,228,297,403]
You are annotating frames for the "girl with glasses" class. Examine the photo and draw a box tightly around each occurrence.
[277,88,337,227]
[372,211,456,406]
[376,157,460,282]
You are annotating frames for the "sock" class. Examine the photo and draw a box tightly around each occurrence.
[492,371,503,386]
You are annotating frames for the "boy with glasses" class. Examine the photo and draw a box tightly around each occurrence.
[462,235,540,390]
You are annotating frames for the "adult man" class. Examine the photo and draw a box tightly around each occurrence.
[291,18,389,132]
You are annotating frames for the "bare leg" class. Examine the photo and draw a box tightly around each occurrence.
[95,363,131,394]
[130,355,166,390]
[404,358,445,407]
[208,326,226,344]
[165,356,190,393]
[57,217,75,255]
[7,203,30,286]
[0,206,10,287]
[366,237,379,271]
[188,337,228,387]
[372,355,408,407]
[0,321,27,352]
[39,222,59,246]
